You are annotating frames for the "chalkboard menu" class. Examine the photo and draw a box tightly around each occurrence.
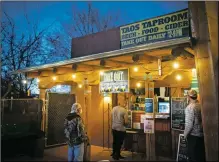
[177,134,189,162]
[171,97,187,130]
[145,98,154,113]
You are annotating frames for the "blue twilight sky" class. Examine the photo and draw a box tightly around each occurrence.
[2,1,188,32]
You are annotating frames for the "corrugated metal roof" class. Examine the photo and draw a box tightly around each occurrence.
[11,37,191,74]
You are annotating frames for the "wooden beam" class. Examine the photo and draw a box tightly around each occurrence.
[184,47,195,55]
[144,49,172,57]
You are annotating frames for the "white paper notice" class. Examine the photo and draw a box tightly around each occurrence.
[160,87,165,98]
[133,122,141,129]
[140,114,147,123]
[144,119,154,134]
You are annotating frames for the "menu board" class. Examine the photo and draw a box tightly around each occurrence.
[177,134,189,162]
[145,98,154,113]
[99,69,129,93]
[171,97,187,130]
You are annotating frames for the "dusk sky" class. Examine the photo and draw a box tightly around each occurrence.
[1,1,188,94]
[2,1,188,33]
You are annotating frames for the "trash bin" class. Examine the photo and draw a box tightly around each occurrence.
[33,131,45,158]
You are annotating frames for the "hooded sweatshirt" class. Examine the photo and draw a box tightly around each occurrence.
[64,112,87,146]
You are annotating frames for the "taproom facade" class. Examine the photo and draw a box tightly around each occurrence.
[13,3,218,161]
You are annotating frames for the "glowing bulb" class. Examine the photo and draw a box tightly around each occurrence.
[136,82,141,88]
[52,76,57,81]
[176,74,182,81]
[22,80,27,84]
[173,62,179,69]
[100,71,104,75]
[134,67,138,72]
[78,84,82,88]
[72,74,76,79]
[36,78,40,82]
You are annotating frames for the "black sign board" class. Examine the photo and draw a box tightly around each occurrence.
[177,134,189,162]
[145,98,154,113]
[171,97,187,130]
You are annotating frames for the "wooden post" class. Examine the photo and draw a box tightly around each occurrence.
[189,2,218,161]
[39,88,46,131]
[145,81,156,160]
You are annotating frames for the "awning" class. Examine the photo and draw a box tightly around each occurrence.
[11,37,191,75]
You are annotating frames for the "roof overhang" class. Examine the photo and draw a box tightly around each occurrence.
[11,37,191,75]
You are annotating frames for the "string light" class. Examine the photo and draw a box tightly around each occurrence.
[176,74,182,81]
[173,62,179,69]
[134,67,138,72]
[136,82,141,88]
[100,71,104,75]
[72,74,76,79]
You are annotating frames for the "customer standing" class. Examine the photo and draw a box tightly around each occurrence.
[184,89,206,162]
[64,103,87,162]
[111,99,128,160]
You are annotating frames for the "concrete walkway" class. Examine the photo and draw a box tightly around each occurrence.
[3,145,174,161]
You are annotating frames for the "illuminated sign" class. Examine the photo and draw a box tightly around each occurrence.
[99,69,129,93]
[120,9,189,48]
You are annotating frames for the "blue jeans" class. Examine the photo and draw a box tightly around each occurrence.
[68,143,84,162]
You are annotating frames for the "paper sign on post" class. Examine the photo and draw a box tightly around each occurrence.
[140,114,147,123]
[144,119,154,134]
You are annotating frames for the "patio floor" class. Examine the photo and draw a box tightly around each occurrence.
[3,145,175,161]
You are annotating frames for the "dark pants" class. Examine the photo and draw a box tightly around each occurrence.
[187,135,206,162]
[112,129,126,157]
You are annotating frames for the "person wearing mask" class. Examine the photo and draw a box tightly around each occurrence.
[111,99,128,160]
[64,103,87,162]
[184,89,206,162]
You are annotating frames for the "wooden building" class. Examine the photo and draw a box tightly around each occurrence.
[12,2,218,161]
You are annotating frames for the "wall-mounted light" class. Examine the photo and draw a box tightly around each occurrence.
[100,71,104,75]
[78,84,82,88]
[36,78,40,83]
[173,62,179,69]
[52,76,57,81]
[104,96,111,102]
[134,67,138,72]
[136,82,141,88]
[176,74,182,81]
[22,80,27,84]
[72,74,76,79]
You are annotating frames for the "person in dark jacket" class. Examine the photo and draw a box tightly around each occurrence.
[64,103,87,162]
[184,89,206,162]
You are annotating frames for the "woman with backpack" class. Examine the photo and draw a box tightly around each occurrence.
[64,103,88,162]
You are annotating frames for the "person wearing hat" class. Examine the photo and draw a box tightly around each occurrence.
[184,89,206,162]
[64,103,87,162]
